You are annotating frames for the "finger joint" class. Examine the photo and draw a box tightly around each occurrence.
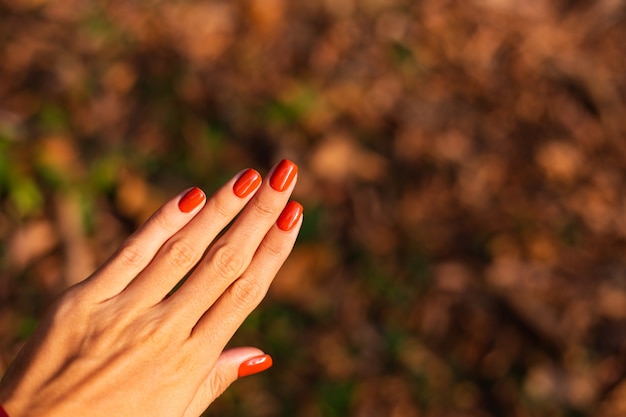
[250,197,277,220]
[230,277,265,309]
[116,240,146,269]
[164,239,197,270]
[212,244,246,280]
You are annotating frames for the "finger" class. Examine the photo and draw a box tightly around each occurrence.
[80,187,206,301]
[122,168,263,307]
[183,347,271,417]
[190,202,302,348]
[167,160,298,321]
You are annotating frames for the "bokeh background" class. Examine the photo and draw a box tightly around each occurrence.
[1,0,625,416]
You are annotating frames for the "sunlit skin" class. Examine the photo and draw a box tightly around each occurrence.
[0,160,302,417]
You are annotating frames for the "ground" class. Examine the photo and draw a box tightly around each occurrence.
[0,1,625,416]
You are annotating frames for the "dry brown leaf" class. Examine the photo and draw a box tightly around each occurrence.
[310,134,387,183]
[8,220,58,270]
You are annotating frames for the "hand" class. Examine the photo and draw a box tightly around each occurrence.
[0,160,302,417]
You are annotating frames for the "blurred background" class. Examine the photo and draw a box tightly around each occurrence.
[1,0,625,416]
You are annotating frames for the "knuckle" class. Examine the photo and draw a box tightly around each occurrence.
[250,197,277,219]
[230,277,266,309]
[212,244,246,279]
[48,288,91,333]
[259,238,284,260]
[164,239,197,269]
[208,370,233,398]
[211,196,234,220]
[52,290,82,320]
[116,240,146,269]
[152,210,175,232]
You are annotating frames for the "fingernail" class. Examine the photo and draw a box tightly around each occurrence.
[233,169,262,198]
[238,354,273,377]
[178,187,205,213]
[277,201,303,231]
[269,159,298,192]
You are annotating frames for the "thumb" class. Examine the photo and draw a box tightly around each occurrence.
[184,347,273,417]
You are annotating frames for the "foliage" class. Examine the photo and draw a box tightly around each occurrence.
[1,0,626,416]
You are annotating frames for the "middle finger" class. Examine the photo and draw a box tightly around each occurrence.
[122,168,262,306]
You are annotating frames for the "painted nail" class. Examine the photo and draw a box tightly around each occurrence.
[277,201,303,231]
[178,187,205,213]
[238,354,273,377]
[269,159,298,192]
[233,169,262,198]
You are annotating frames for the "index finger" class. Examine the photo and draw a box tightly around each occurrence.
[80,187,207,301]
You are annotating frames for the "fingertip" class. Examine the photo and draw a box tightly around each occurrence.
[212,348,272,381]
[277,201,303,232]
[186,347,270,415]
[269,159,298,192]
[178,187,206,213]
[238,354,273,378]
[233,169,262,198]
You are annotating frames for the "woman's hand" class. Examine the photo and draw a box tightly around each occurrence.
[0,160,302,417]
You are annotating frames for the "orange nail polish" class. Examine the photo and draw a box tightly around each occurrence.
[233,169,262,198]
[178,187,205,213]
[238,354,273,377]
[269,159,298,192]
[277,201,303,231]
